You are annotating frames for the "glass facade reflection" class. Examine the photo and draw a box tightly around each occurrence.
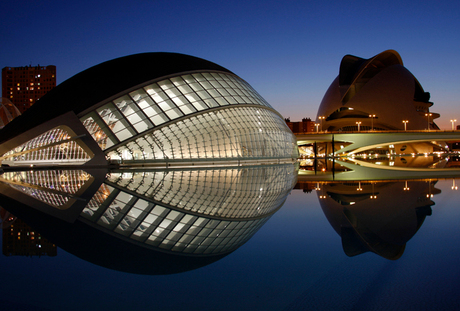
[0,163,297,257]
[81,164,297,255]
[0,53,299,271]
[0,127,91,165]
[0,169,91,208]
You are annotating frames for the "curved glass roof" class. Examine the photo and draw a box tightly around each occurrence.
[80,71,296,163]
[0,70,297,167]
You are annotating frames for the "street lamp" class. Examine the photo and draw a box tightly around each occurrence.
[318,116,325,131]
[451,119,457,131]
[356,121,361,132]
[369,114,376,131]
[402,120,408,131]
[315,123,320,132]
[403,181,410,191]
[425,113,432,130]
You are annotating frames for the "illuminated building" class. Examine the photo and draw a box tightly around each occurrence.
[317,50,439,131]
[0,53,298,167]
[0,53,298,273]
[1,65,56,114]
[298,50,452,160]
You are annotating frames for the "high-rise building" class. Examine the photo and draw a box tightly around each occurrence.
[1,65,56,114]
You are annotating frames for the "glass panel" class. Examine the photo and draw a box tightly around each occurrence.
[114,95,152,133]
[164,88,181,98]
[129,88,149,101]
[164,107,183,119]
[170,76,186,86]
[158,80,174,90]
[97,103,136,141]
[178,84,193,94]
[192,73,206,82]
[158,99,176,112]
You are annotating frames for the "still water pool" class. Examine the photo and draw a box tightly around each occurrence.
[1,175,460,310]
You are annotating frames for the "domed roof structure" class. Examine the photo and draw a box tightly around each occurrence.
[316,50,439,131]
[0,53,298,273]
[0,52,298,167]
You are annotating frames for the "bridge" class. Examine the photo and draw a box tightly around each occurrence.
[296,130,460,156]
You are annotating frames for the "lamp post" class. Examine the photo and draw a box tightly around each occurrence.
[315,123,320,132]
[404,180,410,191]
[369,114,376,131]
[425,113,432,130]
[370,183,377,199]
[402,120,408,131]
[451,119,457,131]
[318,116,325,131]
[356,121,361,132]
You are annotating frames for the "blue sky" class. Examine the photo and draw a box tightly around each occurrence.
[1,0,459,129]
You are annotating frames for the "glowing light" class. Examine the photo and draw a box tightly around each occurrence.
[402,120,408,131]
[369,114,376,131]
[356,121,361,132]
[425,113,432,130]
[404,181,410,191]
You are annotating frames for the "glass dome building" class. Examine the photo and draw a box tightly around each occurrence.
[0,52,298,167]
[0,53,298,274]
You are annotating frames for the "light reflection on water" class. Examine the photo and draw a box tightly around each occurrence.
[1,162,460,310]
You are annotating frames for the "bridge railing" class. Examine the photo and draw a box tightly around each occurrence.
[294,129,459,135]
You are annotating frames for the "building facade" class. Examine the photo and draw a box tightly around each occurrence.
[316,50,439,131]
[0,53,298,168]
[2,65,56,114]
[285,117,315,134]
[0,53,298,272]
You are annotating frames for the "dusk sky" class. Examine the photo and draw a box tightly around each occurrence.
[1,0,459,129]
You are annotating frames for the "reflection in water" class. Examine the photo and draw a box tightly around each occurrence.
[300,155,460,173]
[315,179,438,259]
[0,209,57,257]
[296,156,460,260]
[0,163,297,274]
[1,154,459,271]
